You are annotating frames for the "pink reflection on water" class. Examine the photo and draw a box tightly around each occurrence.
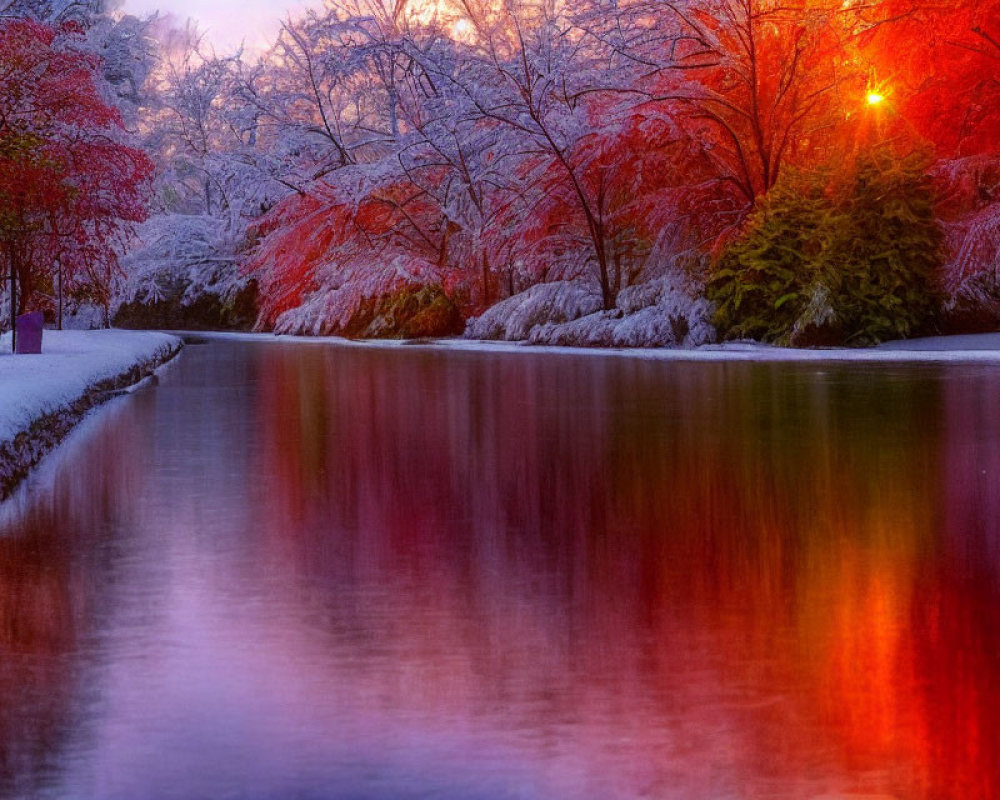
[1,344,998,799]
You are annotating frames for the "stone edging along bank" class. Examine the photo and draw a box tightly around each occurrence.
[0,339,184,501]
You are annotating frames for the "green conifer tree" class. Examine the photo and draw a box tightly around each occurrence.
[708,147,942,345]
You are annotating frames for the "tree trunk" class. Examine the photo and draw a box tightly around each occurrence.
[57,258,63,330]
[16,262,31,316]
[9,258,16,354]
[481,252,491,307]
[596,247,614,310]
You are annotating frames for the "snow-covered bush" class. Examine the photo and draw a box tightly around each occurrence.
[614,275,716,346]
[911,153,998,332]
[528,275,715,347]
[526,312,620,346]
[924,154,1000,331]
[941,203,1000,312]
[60,303,106,330]
[274,256,460,339]
[466,275,715,348]
[464,281,604,341]
[268,253,463,338]
[273,277,463,339]
[119,214,243,305]
[115,214,256,329]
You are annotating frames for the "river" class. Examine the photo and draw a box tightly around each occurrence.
[0,337,998,799]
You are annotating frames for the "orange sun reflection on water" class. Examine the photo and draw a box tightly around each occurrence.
[5,346,997,798]
[244,350,1000,797]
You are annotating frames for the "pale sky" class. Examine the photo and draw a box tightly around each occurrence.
[120,0,314,53]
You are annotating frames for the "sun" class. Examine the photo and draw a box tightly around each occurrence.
[866,92,885,106]
[452,18,472,38]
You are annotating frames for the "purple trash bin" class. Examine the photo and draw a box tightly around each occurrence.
[15,312,44,354]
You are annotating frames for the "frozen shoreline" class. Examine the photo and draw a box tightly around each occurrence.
[0,330,183,500]
[181,330,1000,364]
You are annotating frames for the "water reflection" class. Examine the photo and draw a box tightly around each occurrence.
[0,341,998,799]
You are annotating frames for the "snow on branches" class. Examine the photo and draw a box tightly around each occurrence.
[121,0,1000,339]
[0,17,153,322]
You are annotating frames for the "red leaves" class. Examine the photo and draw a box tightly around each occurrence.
[858,1,1000,298]
[247,177,450,331]
[242,0,1000,330]
[0,18,152,313]
[861,0,1000,160]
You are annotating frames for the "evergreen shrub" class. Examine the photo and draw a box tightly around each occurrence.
[708,148,943,345]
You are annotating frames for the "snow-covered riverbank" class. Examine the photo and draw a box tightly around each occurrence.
[0,330,183,500]
[185,329,1000,363]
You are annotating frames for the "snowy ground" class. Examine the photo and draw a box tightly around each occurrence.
[0,330,181,444]
[0,330,182,499]
[184,330,1000,363]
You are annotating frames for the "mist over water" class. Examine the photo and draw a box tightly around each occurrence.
[1,340,998,799]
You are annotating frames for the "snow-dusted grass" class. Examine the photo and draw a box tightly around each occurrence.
[0,330,182,498]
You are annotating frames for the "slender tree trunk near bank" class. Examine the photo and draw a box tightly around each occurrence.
[17,265,31,316]
[481,253,490,308]
[57,258,63,331]
[9,258,16,354]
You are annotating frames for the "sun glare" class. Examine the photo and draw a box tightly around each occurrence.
[453,18,472,38]
[866,92,885,106]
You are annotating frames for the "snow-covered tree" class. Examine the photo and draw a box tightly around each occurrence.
[0,17,153,330]
[111,0,1000,340]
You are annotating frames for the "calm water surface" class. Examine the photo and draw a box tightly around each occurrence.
[0,339,998,799]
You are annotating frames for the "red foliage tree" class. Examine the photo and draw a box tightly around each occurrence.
[642,0,865,205]
[858,1,1000,303]
[248,171,450,333]
[0,18,153,332]
[238,0,998,333]
[482,96,738,306]
[858,0,1000,159]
